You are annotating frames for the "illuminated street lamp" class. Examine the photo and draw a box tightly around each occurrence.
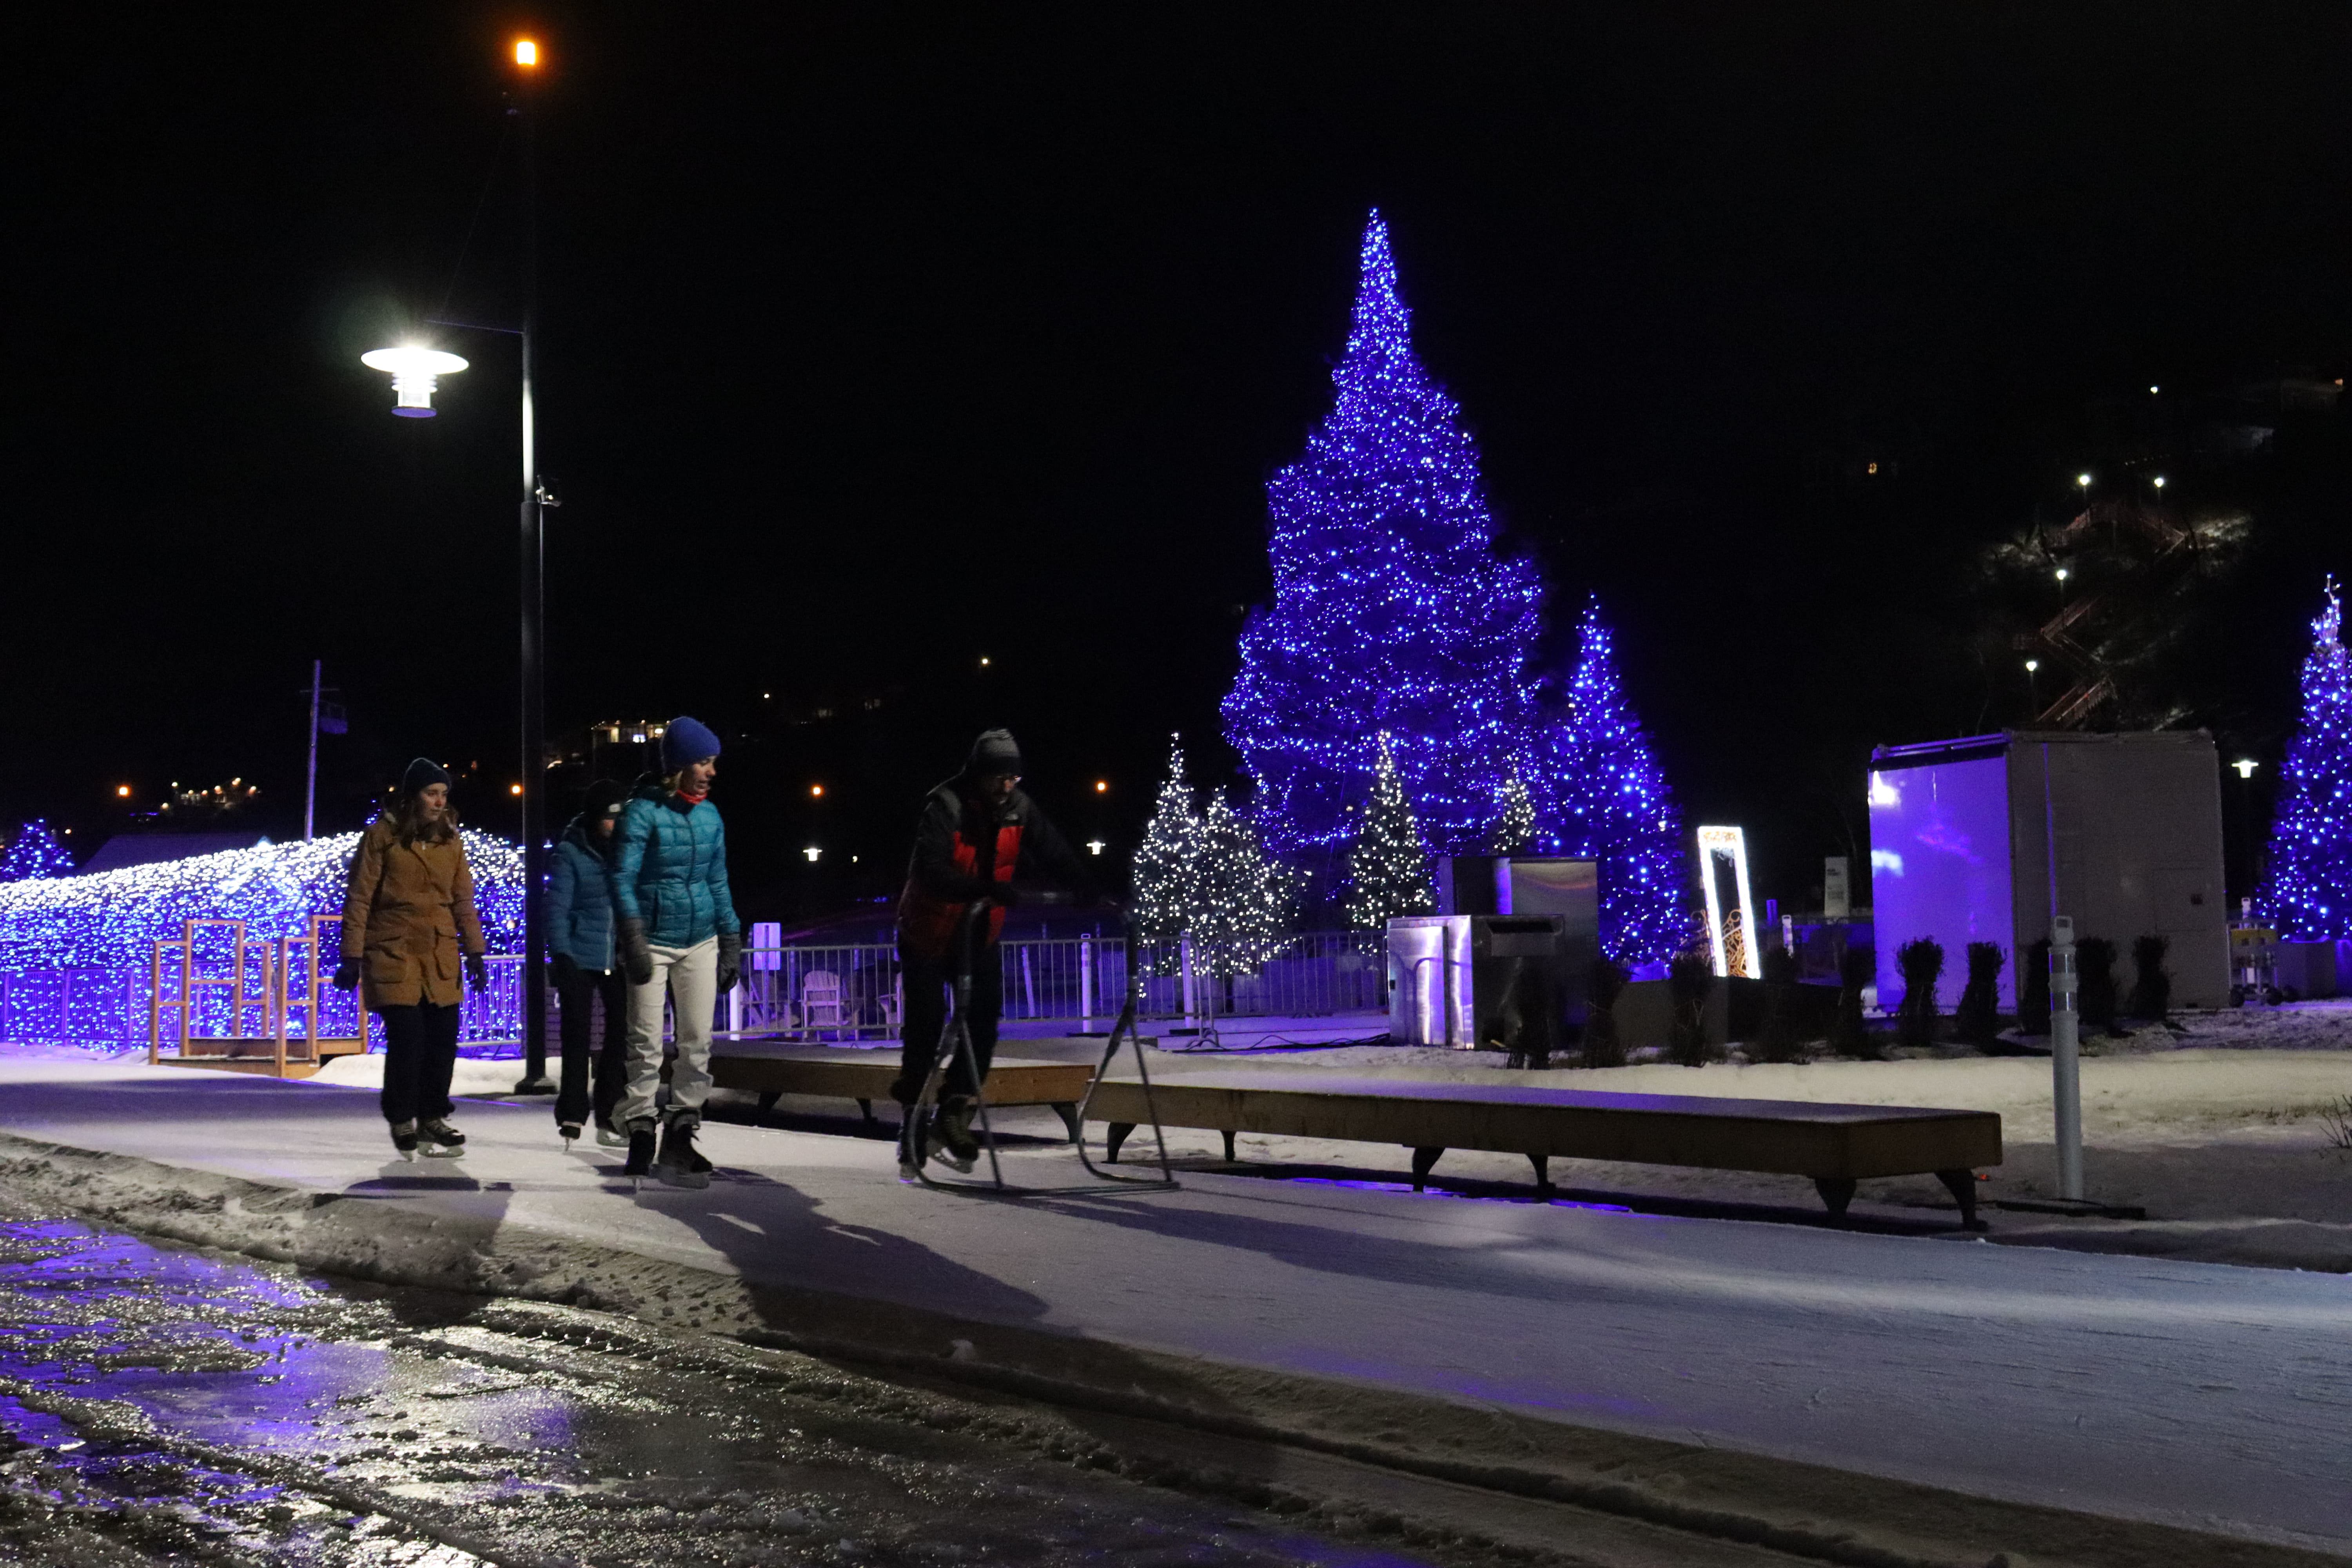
[357,36,557,1096]
[2076,472,2092,490]
[2152,475,2167,490]
[359,346,468,416]
[2233,759,2258,780]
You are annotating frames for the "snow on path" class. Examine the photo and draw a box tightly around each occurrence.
[0,1054,2346,1554]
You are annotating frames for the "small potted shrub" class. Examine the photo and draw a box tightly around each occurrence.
[1955,941,2005,1048]
[2017,938,2051,1036]
[2075,936,2125,1037]
[1754,946,1807,1063]
[1829,944,1878,1060]
[2128,935,2172,1025]
[1667,951,1716,1067]
[1895,937,1944,1049]
[1581,957,1629,1069]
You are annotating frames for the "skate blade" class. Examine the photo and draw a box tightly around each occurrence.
[422,1145,465,1159]
[933,1149,977,1175]
[396,1149,417,1163]
[596,1129,628,1148]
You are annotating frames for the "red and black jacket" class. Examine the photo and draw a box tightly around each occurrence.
[896,779,1084,962]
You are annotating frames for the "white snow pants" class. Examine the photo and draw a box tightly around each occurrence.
[618,936,717,1131]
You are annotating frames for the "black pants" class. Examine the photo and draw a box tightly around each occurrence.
[555,965,630,1129]
[892,943,1002,1105]
[378,1002,461,1126]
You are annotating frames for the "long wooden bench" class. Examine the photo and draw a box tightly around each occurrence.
[1088,1072,2002,1226]
[708,1043,1098,1136]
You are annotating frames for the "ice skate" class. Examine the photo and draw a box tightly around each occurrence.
[559,1121,583,1147]
[932,1100,979,1174]
[417,1117,466,1158]
[621,1122,657,1181]
[653,1119,713,1190]
[595,1117,628,1148]
[390,1120,420,1161]
[897,1116,928,1181]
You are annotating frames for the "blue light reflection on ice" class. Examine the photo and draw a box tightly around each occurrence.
[1290,1175,1664,1219]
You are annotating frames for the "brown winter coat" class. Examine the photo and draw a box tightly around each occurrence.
[339,818,487,1008]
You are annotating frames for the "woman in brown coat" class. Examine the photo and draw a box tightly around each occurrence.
[333,757,489,1159]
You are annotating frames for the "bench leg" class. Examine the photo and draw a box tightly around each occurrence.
[1105,1122,1135,1164]
[756,1091,780,1122]
[1527,1153,1552,1195]
[1410,1147,1445,1191]
[1814,1177,1858,1220]
[1935,1168,1985,1230]
[1221,1130,1237,1163]
[1049,1102,1080,1143]
[856,1097,878,1131]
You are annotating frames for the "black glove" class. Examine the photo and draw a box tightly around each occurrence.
[715,932,742,994]
[331,956,361,992]
[618,918,655,986]
[550,952,580,988]
[987,883,1021,908]
[464,953,490,993]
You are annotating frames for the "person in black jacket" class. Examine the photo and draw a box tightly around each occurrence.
[546,778,630,1145]
[893,729,1086,1173]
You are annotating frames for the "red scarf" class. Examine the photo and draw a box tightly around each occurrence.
[674,784,709,806]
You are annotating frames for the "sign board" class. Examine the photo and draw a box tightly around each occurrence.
[1824,856,1850,919]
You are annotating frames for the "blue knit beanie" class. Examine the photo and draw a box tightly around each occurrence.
[662,715,722,773]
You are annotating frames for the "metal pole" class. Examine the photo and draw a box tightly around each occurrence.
[304,659,321,842]
[2049,915,2083,1200]
[512,80,553,1094]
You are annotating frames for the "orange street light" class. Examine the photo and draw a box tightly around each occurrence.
[810,784,825,798]
[509,782,524,796]
[115,784,132,798]
[514,38,540,67]
[1094,780,1109,793]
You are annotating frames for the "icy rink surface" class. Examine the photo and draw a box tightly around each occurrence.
[0,1053,2345,1553]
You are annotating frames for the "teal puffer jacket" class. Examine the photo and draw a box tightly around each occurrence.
[611,788,740,949]
[545,816,618,970]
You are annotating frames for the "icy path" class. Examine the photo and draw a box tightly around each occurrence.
[0,1055,2346,1554]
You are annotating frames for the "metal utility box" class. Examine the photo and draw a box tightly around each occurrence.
[1387,911,1590,1047]
[1867,730,2229,1010]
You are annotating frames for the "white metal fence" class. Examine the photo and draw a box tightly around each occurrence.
[724,930,1384,1042]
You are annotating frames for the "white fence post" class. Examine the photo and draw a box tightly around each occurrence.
[1179,933,1198,1027]
[1079,935,1094,1032]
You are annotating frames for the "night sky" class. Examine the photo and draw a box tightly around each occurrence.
[9,4,2350,914]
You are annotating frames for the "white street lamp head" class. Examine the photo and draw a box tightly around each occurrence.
[2234,759,2258,780]
[2025,659,2040,673]
[360,345,468,418]
[2076,472,2092,488]
[2152,475,2167,489]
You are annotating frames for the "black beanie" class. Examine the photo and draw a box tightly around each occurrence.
[965,729,1022,778]
[401,757,452,797]
[582,778,628,821]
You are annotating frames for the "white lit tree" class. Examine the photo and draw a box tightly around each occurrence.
[1345,735,1434,929]
[1193,788,1293,975]
[1489,771,1535,854]
[1129,737,1204,944]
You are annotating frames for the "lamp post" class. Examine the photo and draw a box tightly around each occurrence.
[2232,758,2259,904]
[361,36,556,1095]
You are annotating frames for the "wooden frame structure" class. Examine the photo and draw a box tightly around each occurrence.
[147,914,367,1078]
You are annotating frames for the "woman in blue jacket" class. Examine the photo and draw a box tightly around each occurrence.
[546,777,630,1146]
[611,716,742,1187]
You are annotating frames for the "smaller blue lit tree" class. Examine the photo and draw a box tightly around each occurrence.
[1537,599,1692,965]
[2255,578,2352,939]
[0,821,76,883]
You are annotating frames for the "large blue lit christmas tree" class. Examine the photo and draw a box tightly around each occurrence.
[1538,598,1691,965]
[1223,211,1545,861]
[2255,578,2352,940]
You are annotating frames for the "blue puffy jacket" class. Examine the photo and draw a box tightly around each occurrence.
[545,815,618,970]
[611,786,740,949]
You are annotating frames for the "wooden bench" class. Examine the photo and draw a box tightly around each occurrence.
[1088,1072,2002,1225]
[708,1043,1098,1137]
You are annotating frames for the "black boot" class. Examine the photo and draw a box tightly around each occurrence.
[935,1098,980,1173]
[390,1120,420,1161]
[418,1117,466,1158]
[622,1120,657,1178]
[654,1118,713,1190]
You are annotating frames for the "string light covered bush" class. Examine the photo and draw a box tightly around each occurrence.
[1129,739,1205,946]
[0,831,524,1045]
[1535,598,1693,965]
[1223,211,1546,863]
[1,821,76,883]
[2255,577,2352,940]
[1345,735,1435,929]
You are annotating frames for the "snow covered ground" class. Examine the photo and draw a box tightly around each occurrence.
[0,1046,2346,1559]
